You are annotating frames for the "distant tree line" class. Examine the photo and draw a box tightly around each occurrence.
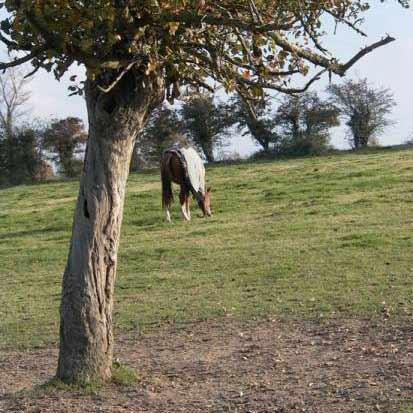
[132,93,232,168]
[0,68,398,185]
[133,77,396,167]
[0,68,88,186]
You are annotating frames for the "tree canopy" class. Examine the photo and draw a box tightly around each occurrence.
[1,1,408,100]
[275,92,340,155]
[328,78,396,148]
[43,117,88,177]
[180,93,229,161]
[228,93,279,152]
[0,67,31,137]
[276,92,340,139]
[137,104,186,166]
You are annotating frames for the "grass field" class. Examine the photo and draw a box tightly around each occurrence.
[0,148,412,350]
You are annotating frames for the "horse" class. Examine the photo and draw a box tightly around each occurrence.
[161,146,212,222]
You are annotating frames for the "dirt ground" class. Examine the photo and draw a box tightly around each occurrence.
[1,318,412,413]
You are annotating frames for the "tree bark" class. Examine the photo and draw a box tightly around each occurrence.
[203,146,215,163]
[57,72,164,383]
[261,139,270,153]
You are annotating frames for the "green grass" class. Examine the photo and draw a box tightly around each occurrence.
[400,400,413,413]
[0,148,412,349]
[111,363,140,387]
[38,377,102,396]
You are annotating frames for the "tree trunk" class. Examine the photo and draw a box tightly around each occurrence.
[353,134,362,149]
[129,143,140,172]
[204,148,214,163]
[262,139,270,153]
[57,72,164,383]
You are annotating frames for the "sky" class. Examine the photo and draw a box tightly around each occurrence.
[4,3,413,157]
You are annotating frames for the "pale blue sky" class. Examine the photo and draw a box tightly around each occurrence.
[7,3,413,156]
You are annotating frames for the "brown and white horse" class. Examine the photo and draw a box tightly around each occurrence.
[161,147,212,222]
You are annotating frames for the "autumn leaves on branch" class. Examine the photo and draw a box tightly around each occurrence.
[0,1,408,101]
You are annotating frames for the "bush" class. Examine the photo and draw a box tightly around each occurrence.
[33,160,55,182]
[0,127,47,186]
[278,133,332,157]
[42,117,87,178]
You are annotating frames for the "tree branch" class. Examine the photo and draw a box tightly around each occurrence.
[340,35,396,74]
[238,69,327,95]
[0,32,18,48]
[181,76,215,93]
[161,11,295,33]
[24,64,41,79]
[97,61,138,93]
[269,32,395,76]
[323,8,368,37]
[0,48,45,71]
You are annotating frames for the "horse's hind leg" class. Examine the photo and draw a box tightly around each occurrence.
[163,195,172,223]
[161,158,173,223]
[165,205,172,223]
[180,189,190,221]
[186,196,191,220]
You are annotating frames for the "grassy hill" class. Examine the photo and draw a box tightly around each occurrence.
[0,148,412,349]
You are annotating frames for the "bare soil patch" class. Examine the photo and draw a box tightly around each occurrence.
[1,318,412,412]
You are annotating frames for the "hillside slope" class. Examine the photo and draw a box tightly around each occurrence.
[0,149,412,349]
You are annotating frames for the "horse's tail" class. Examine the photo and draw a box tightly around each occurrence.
[161,152,173,209]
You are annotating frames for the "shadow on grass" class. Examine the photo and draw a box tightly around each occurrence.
[0,225,66,240]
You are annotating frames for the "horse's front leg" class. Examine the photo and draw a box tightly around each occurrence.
[180,189,190,221]
[186,196,191,220]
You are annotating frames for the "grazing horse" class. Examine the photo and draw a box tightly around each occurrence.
[161,146,212,222]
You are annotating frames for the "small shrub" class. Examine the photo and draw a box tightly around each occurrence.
[278,133,332,157]
[111,362,139,386]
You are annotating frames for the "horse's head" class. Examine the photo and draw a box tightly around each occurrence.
[198,187,212,217]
